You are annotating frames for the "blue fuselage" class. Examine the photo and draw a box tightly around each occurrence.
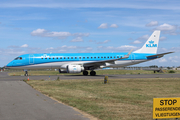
[6,52,155,69]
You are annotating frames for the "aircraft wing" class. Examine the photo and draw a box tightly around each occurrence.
[146,52,174,59]
[83,49,133,67]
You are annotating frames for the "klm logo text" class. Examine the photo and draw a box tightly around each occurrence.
[146,40,157,47]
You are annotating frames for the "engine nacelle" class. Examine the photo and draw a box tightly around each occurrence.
[59,69,68,73]
[66,65,84,73]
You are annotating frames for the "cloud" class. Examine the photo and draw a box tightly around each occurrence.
[132,40,142,44]
[170,47,180,53]
[21,44,28,48]
[89,40,110,44]
[110,24,118,28]
[86,47,92,50]
[168,56,180,63]
[31,28,71,39]
[31,29,47,36]
[73,33,90,37]
[98,45,137,52]
[156,24,176,31]
[71,37,83,42]
[159,58,167,63]
[117,45,137,50]
[66,46,77,49]
[159,36,167,41]
[46,47,54,50]
[31,28,89,39]
[60,45,77,49]
[89,40,96,42]
[103,40,110,43]
[97,40,110,44]
[146,21,158,27]
[98,23,119,29]
[1,2,180,10]
[155,23,178,35]
[98,23,108,29]
[137,34,149,40]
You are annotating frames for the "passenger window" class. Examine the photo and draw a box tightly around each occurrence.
[114,56,116,58]
[83,57,85,59]
[104,57,106,58]
[117,56,119,58]
[53,57,54,59]
[41,58,43,59]
[87,57,89,59]
[67,57,69,59]
[110,56,112,58]
[60,57,62,59]
[101,57,103,58]
[71,57,73,59]
[45,58,47,59]
[98,57,100,58]
[75,57,77,59]
[94,57,96,58]
[57,57,58,59]
[79,57,81,59]
[64,57,66,59]
[49,57,51,59]
[107,57,109,58]
[91,57,93,59]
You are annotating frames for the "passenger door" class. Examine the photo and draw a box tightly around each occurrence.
[29,54,34,64]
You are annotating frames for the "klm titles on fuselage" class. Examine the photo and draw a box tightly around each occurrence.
[146,40,157,47]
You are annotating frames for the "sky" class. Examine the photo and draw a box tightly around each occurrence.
[0,0,180,67]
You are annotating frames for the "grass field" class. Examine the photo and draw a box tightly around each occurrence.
[26,78,180,120]
[8,69,180,76]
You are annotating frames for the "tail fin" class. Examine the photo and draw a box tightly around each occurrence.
[133,30,160,54]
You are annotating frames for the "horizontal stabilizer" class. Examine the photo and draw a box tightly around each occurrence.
[146,52,174,58]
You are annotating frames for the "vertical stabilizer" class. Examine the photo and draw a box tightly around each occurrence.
[133,31,160,54]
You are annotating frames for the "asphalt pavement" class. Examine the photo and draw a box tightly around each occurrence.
[1,72,180,82]
[0,72,91,120]
[0,72,180,120]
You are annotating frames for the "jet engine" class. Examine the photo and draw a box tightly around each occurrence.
[66,65,84,73]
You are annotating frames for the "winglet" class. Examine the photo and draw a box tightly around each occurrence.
[124,49,133,58]
[127,49,133,56]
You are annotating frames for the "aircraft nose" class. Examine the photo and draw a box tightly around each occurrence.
[6,61,13,67]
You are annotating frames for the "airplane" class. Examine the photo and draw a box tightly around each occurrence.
[6,30,173,76]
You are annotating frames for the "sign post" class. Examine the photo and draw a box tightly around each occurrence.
[153,98,180,119]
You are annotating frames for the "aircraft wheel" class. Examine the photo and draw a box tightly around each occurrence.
[90,71,96,76]
[83,71,88,76]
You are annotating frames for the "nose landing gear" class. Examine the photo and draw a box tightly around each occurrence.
[24,71,28,76]
[24,69,28,76]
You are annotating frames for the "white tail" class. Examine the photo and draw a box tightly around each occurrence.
[133,30,160,54]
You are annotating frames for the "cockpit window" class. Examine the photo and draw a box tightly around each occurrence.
[14,57,22,60]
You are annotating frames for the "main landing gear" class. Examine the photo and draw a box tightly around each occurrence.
[83,70,96,76]
[83,71,88,76]
[90,71,96,76]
